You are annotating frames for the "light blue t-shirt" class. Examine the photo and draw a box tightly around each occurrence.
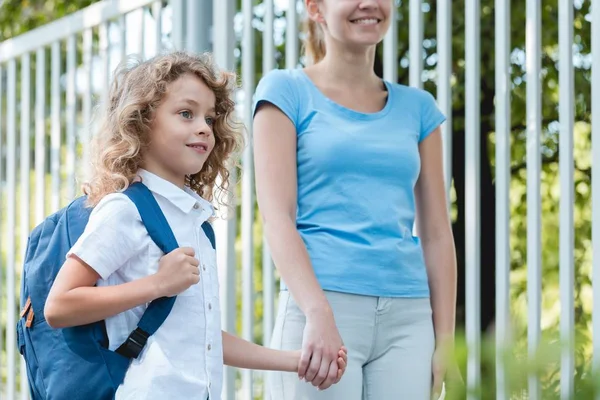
[253,69,446,298]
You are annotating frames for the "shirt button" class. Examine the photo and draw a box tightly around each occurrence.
[203,264,206,271]
[193,203,200,210]
[207,344,212,351]
[208,303,212,310]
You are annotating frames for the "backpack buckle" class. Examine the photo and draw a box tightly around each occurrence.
[115,327,150,359]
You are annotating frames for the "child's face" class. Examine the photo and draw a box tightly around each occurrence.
[143,73,217,187]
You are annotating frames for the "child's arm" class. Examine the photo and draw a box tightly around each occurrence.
[45,247,199,329]
[45,256,159,328]
[222,330,298,371]
[222,331,347,381]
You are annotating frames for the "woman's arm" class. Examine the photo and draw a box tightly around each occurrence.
[253,103,343,390]
[414,128,458,396]
[415,128,457,345]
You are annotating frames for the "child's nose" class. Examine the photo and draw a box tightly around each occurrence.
[195,121,212,136]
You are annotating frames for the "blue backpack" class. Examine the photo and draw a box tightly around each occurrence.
[16,182,216,400]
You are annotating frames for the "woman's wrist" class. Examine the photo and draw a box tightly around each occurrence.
[435,333,455,348]
[304,299,333,320]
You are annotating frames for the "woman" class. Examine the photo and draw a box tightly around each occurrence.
[252,1,456,399]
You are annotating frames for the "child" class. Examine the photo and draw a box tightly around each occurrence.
[44,51,347,400]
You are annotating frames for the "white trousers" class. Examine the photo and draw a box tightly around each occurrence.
[266,290,436,400]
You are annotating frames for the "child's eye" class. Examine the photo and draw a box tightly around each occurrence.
[205,116,216,126]
[179,110,193,119]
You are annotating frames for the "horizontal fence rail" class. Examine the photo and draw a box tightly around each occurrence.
[0,0,596,399]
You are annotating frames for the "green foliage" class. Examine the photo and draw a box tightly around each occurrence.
[445,332,599,399]
[0,0,100,40]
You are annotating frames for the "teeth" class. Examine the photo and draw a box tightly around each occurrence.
[352,18,378,25]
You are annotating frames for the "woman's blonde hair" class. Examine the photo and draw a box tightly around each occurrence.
[84,51,243,208]
[303,2,326,64]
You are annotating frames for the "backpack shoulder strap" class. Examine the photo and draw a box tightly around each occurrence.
[201,221,216,249]
[115,182,179,359]
[123,182,179,254]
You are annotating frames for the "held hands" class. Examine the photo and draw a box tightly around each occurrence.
[294,346,347,390]
[152,247,200,297]
[298,309,346,390]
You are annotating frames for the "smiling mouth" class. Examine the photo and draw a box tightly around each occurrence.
[350,18,381,25]
[187,143,208,153]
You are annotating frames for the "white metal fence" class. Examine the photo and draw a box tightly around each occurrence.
[0,0,598,399]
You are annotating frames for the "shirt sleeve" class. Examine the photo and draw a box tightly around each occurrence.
[67,193,148,280]
[253,69,299,127]
[419,90,447,143]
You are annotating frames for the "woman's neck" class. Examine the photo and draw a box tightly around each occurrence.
[314,44,380,90]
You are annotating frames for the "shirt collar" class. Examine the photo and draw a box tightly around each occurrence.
[136,169,214,216]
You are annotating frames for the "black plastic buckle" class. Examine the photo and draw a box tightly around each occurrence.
[115,327,150,359]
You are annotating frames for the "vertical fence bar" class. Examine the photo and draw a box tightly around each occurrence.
[383,3,398,83]
[409,0,423,88]
[262,0,275,353]
[593,1,600,398]
[558,0,574,398]
[263,0,274,73]
[82,29,93,172]
[35,48,46,224]
[436,0,452,204]
[286,0,298,68]
[51,42,61,213]
[66,35,77,203]
[20,53,31,241]
[0,64,4,371]
[187,0,211,53]
[171,0,185,50]
[494,0,511,398]
[465,0,481,397]
[120,15,128,61]
[98,23,109,174]
[241,0,255,397]
[99,24,110,106]
[6,58,17,400]
[154,1,163,54]
[526,0,542,397]
[139,8,146,59]
[20,52,32,400]
[213,1,237,398]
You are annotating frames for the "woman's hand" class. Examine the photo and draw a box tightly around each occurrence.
[431,342,463,400]
[298,309,344,390]
[431,344,447,399]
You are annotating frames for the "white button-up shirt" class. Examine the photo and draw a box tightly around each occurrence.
[69,169,222,399]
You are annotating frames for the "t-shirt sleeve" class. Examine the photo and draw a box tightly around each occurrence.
[67,193,148,280]
[253,69,299,127]
[419,90,447,143]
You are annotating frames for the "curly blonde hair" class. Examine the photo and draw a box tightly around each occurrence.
[84,51,243,208]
